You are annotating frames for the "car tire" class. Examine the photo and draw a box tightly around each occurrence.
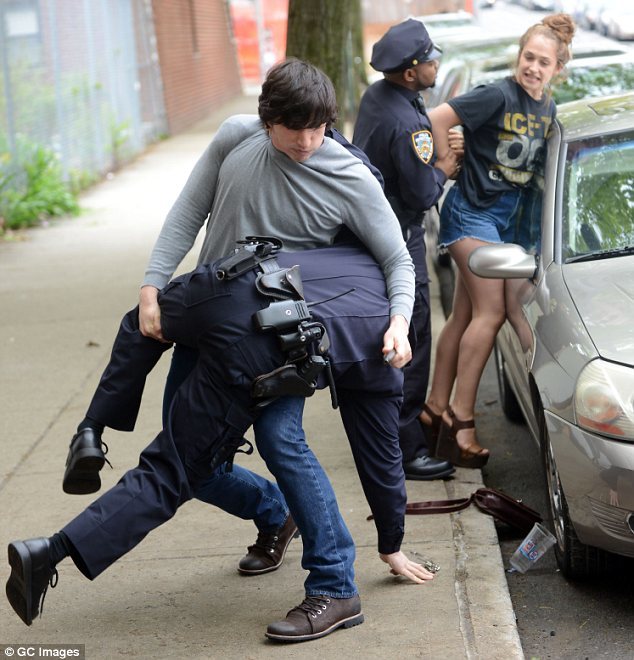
[541,414,609,579]
[493,342,524,423]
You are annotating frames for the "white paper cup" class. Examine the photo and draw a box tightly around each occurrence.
[509,522,556,573]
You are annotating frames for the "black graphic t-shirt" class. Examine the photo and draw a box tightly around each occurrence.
[448,77,556,208]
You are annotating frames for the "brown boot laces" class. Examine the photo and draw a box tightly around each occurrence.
[291,595,331,619]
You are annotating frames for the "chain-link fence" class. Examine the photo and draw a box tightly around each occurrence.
[0,0,167,185]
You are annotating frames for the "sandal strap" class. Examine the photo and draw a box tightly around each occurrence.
[447,406,475,431]
[422,403,442,424]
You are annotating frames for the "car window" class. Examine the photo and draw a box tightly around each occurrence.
[425,40,518,107]
[469,56,634,108]
[553,62,634,105]
[562,132,634,260]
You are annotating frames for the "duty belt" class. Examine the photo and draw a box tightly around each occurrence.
[214,237,337,410]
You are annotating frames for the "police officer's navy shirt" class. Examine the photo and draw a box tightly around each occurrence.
[448,77,556,208]
[353,79,447,216]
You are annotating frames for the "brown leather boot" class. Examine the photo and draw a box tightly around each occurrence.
[266,594,364,642]
[237,515,299,575]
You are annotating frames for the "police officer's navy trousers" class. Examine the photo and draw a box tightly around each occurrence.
[397,224,432,461]
[61,246,406,593]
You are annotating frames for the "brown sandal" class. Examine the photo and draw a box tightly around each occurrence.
[419,403,443,456]
[436,406,489,469]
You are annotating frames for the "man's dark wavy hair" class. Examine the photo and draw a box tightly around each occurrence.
[258,58,338,129]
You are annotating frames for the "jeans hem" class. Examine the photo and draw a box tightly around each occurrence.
[305,589,359,599]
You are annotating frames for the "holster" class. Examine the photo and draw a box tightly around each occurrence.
[255,264,304,300]
[251,363,319,400]
[214,236,283,281]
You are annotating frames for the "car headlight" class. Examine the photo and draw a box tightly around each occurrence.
[575,360,634,440]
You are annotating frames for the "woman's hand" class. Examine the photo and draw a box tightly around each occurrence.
[139,285,166,341]
[382,314,412,368]
[379,551,436,584]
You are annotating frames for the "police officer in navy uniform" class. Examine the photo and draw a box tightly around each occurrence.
[353,18,459,481]
[7,242,436,639]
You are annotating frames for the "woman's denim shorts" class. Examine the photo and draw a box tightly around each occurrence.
[439,185,537,250]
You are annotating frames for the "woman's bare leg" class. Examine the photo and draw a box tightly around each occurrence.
[443,238,506,453]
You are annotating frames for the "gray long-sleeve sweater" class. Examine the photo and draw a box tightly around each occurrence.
[144,115,414,321]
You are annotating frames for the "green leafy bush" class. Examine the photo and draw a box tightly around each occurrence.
[0,136,80,231]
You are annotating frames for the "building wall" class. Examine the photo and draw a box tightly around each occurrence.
[1,0,167,178]
[152,0,242,134]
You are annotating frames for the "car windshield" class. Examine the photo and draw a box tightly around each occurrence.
[562,131,634,262]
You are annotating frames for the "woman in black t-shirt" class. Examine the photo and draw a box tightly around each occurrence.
[420,14,576,468]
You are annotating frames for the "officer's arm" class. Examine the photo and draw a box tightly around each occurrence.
[391,126,447,211]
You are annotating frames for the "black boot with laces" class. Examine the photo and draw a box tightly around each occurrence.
[62,428,112,495]
[6,538,59,626]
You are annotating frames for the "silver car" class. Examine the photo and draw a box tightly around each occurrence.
[469,92,634,578]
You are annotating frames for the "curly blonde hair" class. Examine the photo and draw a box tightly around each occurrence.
[517,13,576,70]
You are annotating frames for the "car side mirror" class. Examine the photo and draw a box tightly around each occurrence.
[468,243,537,279]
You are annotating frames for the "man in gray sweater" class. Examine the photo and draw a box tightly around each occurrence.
[60,59,427,641]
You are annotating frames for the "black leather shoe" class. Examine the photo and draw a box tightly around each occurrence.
[238,515,299,575]
[403,455,455,481]
[62,428,110,495]
[266,594,363,642]
[6,538,58,626]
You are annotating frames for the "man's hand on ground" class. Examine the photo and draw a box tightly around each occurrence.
[380,551,436,584]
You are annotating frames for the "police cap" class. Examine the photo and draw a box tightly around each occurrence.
[370,18,442,73]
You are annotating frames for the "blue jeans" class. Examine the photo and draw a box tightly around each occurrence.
[194,462,288,533]
[165,344,357,597]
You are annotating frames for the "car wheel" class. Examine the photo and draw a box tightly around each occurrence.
[541,416,609,579]
[493,342,524,423]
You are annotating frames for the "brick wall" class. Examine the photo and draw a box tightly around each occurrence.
[152,0,242,134]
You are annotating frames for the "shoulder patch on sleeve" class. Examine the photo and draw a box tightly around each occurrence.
[411,130,434,163]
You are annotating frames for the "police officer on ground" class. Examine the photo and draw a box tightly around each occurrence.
[353,18,460,480]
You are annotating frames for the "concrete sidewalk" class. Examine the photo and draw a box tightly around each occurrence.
[0,94,523,659]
